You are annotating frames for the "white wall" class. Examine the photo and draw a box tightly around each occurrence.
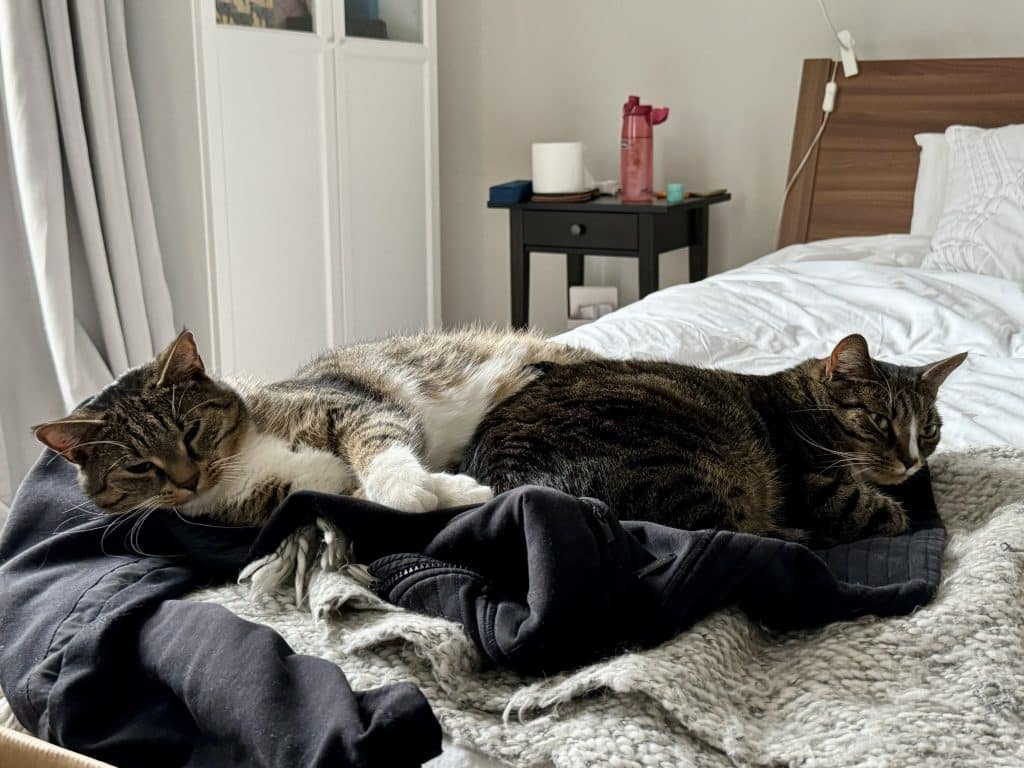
[125,1,213,352]
[125,1,1024,341]
[437,0,1024,335]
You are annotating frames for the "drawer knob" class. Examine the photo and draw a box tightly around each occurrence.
[569,223,585,237]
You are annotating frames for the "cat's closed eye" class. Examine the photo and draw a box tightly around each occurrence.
[184,423,201,444]
[125,461,155,474]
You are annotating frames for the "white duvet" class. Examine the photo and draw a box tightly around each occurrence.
[558,234,1024,451]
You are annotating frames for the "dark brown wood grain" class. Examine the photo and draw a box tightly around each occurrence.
[779,59,832,248]
[778,57,1024,247]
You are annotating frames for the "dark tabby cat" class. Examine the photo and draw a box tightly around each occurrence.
[462,335,966,546]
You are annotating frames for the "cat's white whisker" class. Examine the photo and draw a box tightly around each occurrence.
[183,398,218,420]
[99,509,143,557]
[106,456,130,474]
[173,508,247,529]
[50,510,106,536]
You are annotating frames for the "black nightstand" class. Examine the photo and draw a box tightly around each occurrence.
[488,192,730,329]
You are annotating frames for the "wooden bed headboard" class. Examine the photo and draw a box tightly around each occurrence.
[778,57,1024,248]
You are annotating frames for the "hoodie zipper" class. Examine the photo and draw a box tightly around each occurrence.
[378,501,617,594]
[375,558,480,596]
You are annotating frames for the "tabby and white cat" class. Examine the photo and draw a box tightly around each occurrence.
[34,327,591,532]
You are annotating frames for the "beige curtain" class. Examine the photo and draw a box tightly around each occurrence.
[0,0,175,508]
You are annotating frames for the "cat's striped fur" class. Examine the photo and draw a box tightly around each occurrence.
[34,328,593,527]
[463,335,967,546]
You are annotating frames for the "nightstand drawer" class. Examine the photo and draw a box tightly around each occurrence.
[523,211,638,251]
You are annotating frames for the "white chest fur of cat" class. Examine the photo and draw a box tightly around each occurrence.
[180,431,356,518]
[183,428,493,521]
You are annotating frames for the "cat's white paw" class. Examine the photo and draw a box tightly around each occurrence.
[431,472,494,507]
[362,446,439,512]
[368,473,438,512]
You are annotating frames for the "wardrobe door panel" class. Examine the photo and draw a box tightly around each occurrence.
[335,38,437,342]
[200,23,336,379]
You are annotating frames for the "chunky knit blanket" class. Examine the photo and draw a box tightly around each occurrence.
[177,447,1023,767]
[5,448,1021,766]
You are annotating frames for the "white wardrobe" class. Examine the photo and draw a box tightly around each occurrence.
[192,0,440,380]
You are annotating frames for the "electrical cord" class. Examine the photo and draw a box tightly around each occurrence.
[777,60,839,240]
[817,0,840,38]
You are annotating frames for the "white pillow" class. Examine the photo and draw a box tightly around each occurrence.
[925,124,1024,283]
[909,133,948,236]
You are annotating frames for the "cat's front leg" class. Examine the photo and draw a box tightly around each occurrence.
[803,473,909,545]
[361,446,494,510]
[343,408,491,512]
[851,484,909,539]
[360,444,439,512]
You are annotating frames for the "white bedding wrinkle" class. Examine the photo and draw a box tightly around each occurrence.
[559,245,1024,450]
[749,233,934,268]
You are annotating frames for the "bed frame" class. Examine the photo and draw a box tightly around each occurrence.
[778,57,1024,248]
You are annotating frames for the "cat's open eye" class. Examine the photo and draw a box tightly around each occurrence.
[870,413,890,432]
[921,423,939,439]
[184,422,201,444]
[125,461,155,474]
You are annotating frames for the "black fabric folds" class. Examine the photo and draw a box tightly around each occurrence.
[0,448,943,763]
[0,452,441,768]
[368,470,943,674]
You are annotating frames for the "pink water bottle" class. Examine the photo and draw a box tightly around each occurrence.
[620,96,669,202]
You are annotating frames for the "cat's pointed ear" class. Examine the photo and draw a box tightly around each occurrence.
[33,417,104,465]
[155,329,205,387]
[825,334,875,381]
[918,351,968,392]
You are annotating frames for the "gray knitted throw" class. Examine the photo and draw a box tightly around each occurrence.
[5,448,1022,766]
[185,447,1024,767]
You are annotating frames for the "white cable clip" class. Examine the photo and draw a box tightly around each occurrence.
[837,29,859,78]
[822,81,838,113]
[818,0,859,78]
